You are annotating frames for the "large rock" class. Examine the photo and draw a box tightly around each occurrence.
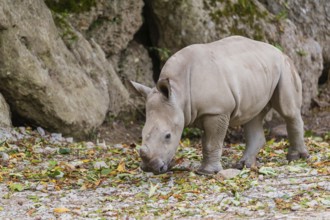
[118,41,154,87]
[146,0,215,56]
[260,0,329,109]
[0,0,129,138]
[65,0,144,57]
[278,21,323,113]
[0,94,11,128]
[260,0,330,62]
[146,0,324,112]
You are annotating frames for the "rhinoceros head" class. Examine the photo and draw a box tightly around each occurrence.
[129,79,184,174]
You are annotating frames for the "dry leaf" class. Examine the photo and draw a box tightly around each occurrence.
[54,207,70,213]
[117,159,126,172]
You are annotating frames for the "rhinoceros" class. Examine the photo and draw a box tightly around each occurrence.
[129,36,309,175]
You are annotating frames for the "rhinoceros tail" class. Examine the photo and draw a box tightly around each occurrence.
[284,55,302,94]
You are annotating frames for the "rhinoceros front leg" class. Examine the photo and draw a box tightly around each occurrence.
[236,110,268,169]
[197,114,229,175]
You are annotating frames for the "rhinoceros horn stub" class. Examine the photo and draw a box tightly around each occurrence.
[156,78,171,99]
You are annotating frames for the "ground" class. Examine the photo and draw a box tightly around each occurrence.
[0,84,329,219]
[0,127,329,219]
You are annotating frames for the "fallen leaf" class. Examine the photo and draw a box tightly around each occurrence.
[101,168,112,175]
[59,148,71,154]
[117,160,126,172]
[288,166,302,173]
[148,182,159,198]
[258,167,277,176]
[8,183,24,192]
[54,207,70,213]
[27,208,36,216]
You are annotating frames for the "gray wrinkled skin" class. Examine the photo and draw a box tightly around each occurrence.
[130,36,309,175]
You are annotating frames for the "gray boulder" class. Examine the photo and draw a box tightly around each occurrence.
[0,94,11,128]
[67,0,144,57]
[0,0,129,138]
[118,41,154,88]
[261,0,330,63]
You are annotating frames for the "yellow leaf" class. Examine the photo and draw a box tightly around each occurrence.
[116,160,126,172]
[148,182,159,198]
[54,207,70,213]
[80,184,87,190]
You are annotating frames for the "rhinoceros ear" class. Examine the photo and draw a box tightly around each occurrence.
[156,78,171,99]
[127,80,152,99]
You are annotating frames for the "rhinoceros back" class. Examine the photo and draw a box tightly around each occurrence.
[160,36,287,126]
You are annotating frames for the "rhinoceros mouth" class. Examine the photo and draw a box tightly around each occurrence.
[140,157,176,174]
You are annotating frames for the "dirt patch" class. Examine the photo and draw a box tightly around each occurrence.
[96,119,143,145]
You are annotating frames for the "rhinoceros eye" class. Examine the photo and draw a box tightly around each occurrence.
[165,133,171,140]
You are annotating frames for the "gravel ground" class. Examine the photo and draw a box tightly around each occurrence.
[0,127,329,219]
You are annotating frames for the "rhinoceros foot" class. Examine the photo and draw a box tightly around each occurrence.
[196,163,222,175]
[287,149,310,162]
[235,156,260,170]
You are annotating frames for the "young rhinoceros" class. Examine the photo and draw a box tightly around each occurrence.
[130,36,309,175]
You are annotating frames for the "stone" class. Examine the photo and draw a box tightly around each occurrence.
[261,0,330,108]
[0,152,10,163]
[93,161,109,170]
[37,127,46,136]
[0,94,11,128]
[147,0,215,55]
[262,0,330,63]
[118,41,155,87]
[279,24,323,113]
[218,169,241,179]
[0,0,129,138]
[67,0,144,57]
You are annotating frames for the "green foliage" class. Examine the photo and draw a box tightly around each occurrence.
[52,13,78,46]
[275,10,288,21]
[44,0,96,14]
[59,148,71,154]
[8,183,24,192]
[149,47,172,63]
[182,127,203,139]
[273,43,284,52]
[305,130,314,137]
[296,49,308,57]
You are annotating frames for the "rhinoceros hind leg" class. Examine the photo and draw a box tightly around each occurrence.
[197,114,229,175]
[271,59,309,161]
[236,109,268,169]
[283,115,309,161]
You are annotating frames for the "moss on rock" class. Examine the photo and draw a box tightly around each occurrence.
[205,0,269,41]
[53,13,78,47]
[44,0,96,13]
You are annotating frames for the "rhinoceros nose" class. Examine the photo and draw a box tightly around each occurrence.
[159,164,168,173]
[139,145,150,160]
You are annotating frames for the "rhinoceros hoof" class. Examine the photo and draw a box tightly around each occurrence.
[196,164,222,175]
[287,150,310,162]
[235,157,259,170]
